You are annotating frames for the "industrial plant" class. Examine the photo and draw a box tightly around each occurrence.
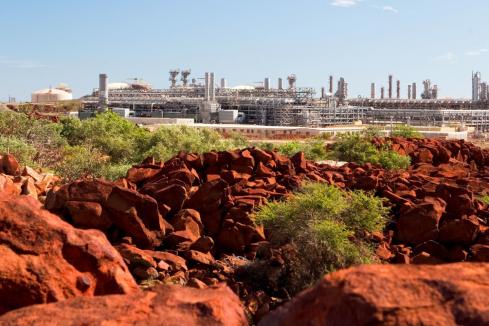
[77,70,489,131]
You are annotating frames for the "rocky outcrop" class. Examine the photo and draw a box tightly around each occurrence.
[0,284,247,326]
[259,263,489,326]
[0,195,138,315]
[0,154,56,201]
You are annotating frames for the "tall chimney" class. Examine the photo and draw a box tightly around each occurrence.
[371,83,376,99]
[278,78,283,90]
[321,87,326,99]
[381,87,385,99]
[264,77,270,90]
[210,72,215,101]
[412,82,417,99]
[220,78,227,89]
[329,76,333,94]
[408,85,412,99]
[396,80,400,99]
[388,75,393,99]
[98,73,108,111]
[204,72,209,100]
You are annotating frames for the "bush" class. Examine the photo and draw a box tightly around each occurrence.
[55,146,107,181]
[144,125,247,161]
[332,133,411,169]
[253,137,329,162]
[0,136,36,166]
[391,125,422,138]
[254,183,388,293]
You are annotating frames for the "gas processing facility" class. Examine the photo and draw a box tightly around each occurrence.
[81,70,489,131]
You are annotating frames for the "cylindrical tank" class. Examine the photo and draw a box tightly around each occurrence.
[31,88,73,103]
[220,78,227,89]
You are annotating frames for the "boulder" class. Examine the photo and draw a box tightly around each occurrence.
[0,284,247,326]
[259,263,489,326]
[396,198,446,245]
[0,196,137,315]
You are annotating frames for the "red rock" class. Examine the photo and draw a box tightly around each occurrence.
[0,174,20,199]
[439,216,480,245]
[184,250,215,266]
[187,277,208,289]
[414,240,448,260]
[65,200,112,231]
[259,263,489,326]
[291,152,308,173]
[471,244,489,262]
[0,196,137,315]
[0,284,247,326]
[1,154,21,176]
[148,251,188,271]
[190,236,215,253]
[126,167,161,184]
[148,183,188,213]
[170,209,203,240]
[397,198,445,245]
[411,252,444,264]
[116,243,157,268]
[105,186,165,248]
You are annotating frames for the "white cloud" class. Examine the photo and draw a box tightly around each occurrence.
[433,52,457,64]
[383,6,399,13]
[0,57,47,69]
[331,0,362,8]
[466,48,488,56]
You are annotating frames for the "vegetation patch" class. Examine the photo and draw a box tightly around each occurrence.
[252,183,388,294]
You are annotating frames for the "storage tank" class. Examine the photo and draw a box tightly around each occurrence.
[31,88,73,103]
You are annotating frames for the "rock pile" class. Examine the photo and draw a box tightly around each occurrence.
[44,150,323,286]
[0,154,57,201]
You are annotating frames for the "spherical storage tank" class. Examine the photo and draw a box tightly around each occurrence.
[31,88,73,103]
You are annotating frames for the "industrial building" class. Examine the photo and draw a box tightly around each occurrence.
[79,71,489,131]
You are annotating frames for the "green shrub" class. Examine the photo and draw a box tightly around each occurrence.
[391,125,422,138]
[144,125,247,161]
[266,137,329,161]
[254,183,388,293]
[331,133,411,169]
[0,136,36,166]
[377,149,411,170]
[55,146,107,181]
[478,195,489,205]
[362,126,383,139]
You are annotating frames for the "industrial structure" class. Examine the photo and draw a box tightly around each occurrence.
[80,71,489,131]
[82,71,363,126]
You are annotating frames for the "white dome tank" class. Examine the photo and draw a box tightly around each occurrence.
[31,88,73,103]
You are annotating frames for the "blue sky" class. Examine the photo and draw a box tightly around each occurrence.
[0,0,488,100]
